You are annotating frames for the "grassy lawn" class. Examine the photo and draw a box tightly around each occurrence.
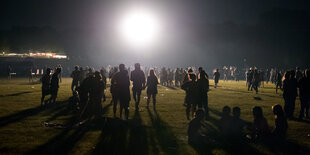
[0,78,309,155]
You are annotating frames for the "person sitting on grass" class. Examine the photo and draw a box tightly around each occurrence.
[271,104,288,142]
[188,109,205,145]
[231,107,246,140]
[249,106,270,141]
[220,106,233,137]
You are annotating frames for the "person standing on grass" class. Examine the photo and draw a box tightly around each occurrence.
[247,68,253,91]
[71,65,80,91]
[130,63,146,110]
[275,70,283,94]
[112,64,131,120]
[283,71,298,119]
[298,69,310,120]
[213,68,220,88]
[146,69,159,108]
[49,68,61,104]
[29,68,34,83]
[100,68,107,102]
[197,70,209,118]
[252,69,260,94]
[57,64,63,83]
[41,68,51,106]
[182,68,199,120]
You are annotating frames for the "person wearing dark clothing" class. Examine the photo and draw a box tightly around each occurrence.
[298,70,310,120]
[283,71,298,119]
[71,65,80,91]
[41,68,51,106]
[252,69,260,94]
[182,69,199,120]
[50,68,61,104]
[188,109,205,145]
[220,106,233,136]
[271,104,288,142]
[7,65,12,80]
[90,72,104,117]
[198,70,209,117]
[295,67,303,81]
[29,68,34,83]
[100,68,107,102]
[276,71,283,94]
[213,69,220,88]
[250,106,270,141]
[130,63,146,110]
[112,64,131,120]
[146,69,159,107]
[247,69,253,91]
[231,107,246,139]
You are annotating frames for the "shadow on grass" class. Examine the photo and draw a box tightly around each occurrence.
[0,91,33,98]
[146,107,179,154]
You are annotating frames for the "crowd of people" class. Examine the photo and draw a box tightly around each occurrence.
[39,63,310,147]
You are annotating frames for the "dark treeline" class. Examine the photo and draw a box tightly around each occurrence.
[0,8,310,68]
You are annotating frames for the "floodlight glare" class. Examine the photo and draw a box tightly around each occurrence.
[118,9,160,47]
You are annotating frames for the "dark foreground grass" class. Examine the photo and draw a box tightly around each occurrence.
[0,78,310,155]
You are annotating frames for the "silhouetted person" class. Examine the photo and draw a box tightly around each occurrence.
[250,106,270,141]
[41,68,51,106]
[146,69,159,107]
[182,69,199,120]
[57,64,63,83]
[198,70,209,117]
[298,69,310,120]
[29,68,34,83]
[276,71,283,93]
[247,68,253,91]
[188,109,205,145]
[220,106,233,136]
[231,107,246,139]
[100,68,107,102]
[71,65,80,91]
[7,65,12,80]
[49,68,61,104]
[112,64,130,120]
[213,69,220,88]
[131,63,146,110]
[252,69,260,94]
[271,104,288,142]
[91,71,104,118]
[283,71,298,119]
[295,67,302,81]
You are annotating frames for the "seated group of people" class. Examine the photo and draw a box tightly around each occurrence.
[188,104,288,145]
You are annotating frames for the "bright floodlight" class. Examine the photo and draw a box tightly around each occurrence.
[119,9,160,47]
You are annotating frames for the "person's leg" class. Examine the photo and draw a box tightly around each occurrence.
[71,81,74,91]
[204,96,209,117]
[113,97,117,117]
[152,94,156,107]
[284,98,289,118]
[291,96,296,118]
[136,89,142,108]
[186,102,191,120]
[147,93,151,106]
[41,91,45,106]
[124,100,129,120]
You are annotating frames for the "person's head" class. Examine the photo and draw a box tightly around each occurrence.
[46,68,51,74]
[216,68,219,72]
[284,71,290,80]
[253,106,263,119]
[198,67,203,73]
[188,68,193,73]
[135,63,140,70]
[222,106,231,116]
[272,104,284,118]
[290,70,295,78]
[119,64,125,71]
[79,67,83,71]
[74,65,79,70]
[149,69,155,76]
[199,70,208,80]
[296,67,300,70]
[194,109,205,120]
[233,107,241,118]
[95,71,102,79]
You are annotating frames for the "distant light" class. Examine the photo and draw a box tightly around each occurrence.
[118,8,160,48]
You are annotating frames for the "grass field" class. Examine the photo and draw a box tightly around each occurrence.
[0,78,309,155]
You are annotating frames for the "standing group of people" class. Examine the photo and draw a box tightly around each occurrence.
[41,67,62,106]
[181,67,210,120]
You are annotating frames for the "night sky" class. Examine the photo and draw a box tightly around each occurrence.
[1,0,310,68]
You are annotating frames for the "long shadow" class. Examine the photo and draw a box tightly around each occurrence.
[0,91,32,98]
[146,107,179,154]
[0,106,42,128]
[160,85,178,90]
